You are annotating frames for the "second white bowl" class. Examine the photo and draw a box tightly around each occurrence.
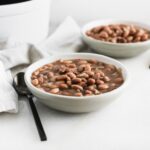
[82,19,150,58]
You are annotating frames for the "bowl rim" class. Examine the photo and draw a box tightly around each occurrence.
[25,53,130,100]
[81,19,150,46]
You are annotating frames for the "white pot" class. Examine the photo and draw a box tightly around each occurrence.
[0,0,51,44]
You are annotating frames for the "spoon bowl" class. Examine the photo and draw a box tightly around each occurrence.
[13,72,30,96]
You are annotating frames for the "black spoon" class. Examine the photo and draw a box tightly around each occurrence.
[13,72,47,141]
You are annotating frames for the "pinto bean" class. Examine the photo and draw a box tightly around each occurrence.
[74,92,83,96]
[59,83,68,89]
[78,60,88,65]
[87,85,96,91]
[72,78,82,84]
[71,85,83,91]
[49,88,59,94]
[84,64,91,72]
[93,89,100,95]
[96,80,105,85]
[49,76,56,82]
[61,91,72,96]
[99,31,108,38]
[67,72,76,79]
[98,84,109,90]
[88,78,96,85]
[66,80,72,86]
[32,79,39,86]
[56,75,70,81]
[85,90,92,95]
[79,81,87,87]
[33,71,39,76]
[44,83,58,89]
[78,73,89,78]
[85,71,94,77]
[66,63,76,68]
[55,81,65,85]
[103,76,110,82]
[38,77,44,84]
[141,34,149,41]
[114,78,124,84]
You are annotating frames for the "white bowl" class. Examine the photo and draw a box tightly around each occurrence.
[25,53,129,113]
[81,19,150,58]
[0,0,51,44]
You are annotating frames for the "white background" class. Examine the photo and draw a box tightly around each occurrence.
[1,0,150,150]
[51,0,150,26]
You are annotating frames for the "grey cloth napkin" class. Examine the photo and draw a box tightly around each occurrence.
[0,17,85,113]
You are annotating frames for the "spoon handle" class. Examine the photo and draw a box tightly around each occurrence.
[27,94,47,141]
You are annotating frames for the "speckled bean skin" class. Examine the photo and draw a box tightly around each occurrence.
[31,59,124,96]
[86,24,150,43]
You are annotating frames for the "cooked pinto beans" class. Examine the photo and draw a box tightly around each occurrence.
[31,59,124,96]
[86,24,150,43]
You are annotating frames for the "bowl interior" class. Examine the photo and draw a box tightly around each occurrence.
[82,19,150,45]
[25,53,129,99]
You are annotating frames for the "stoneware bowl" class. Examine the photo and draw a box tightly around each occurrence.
[25,53,129,113]
[81,19,150,58]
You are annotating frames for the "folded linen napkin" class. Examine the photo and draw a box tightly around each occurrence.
[0,17,85,113]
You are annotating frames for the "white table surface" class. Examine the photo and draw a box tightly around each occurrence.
[1,47,150,150]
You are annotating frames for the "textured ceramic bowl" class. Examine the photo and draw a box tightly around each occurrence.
[81,19,150,58]
[25,53,129,113]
